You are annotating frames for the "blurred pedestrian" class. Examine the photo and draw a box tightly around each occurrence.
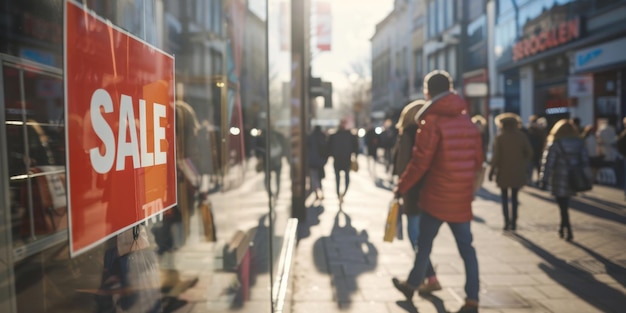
[526,115,547,184]
[365,125,379,171]
[380,119,397,174]
[471,115,489,157]
[307,125,328,200]
[597,117,618,163]
[582,125,602,180]
[392,70,483,313]
[256,122,288,198]
[540,119,590,241]
[328,119,358,202]
[489,113,533,231]
[392,99,441,294]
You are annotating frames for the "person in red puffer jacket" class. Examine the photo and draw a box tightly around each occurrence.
[391,70,484,313]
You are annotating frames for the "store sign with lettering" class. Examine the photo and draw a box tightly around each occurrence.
[65,0,176,256]
[513,18,580,62]
[574,37,626,73]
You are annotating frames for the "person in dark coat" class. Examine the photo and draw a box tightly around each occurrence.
[365,126,379,170]
[489,113,533,231]
[328,119,358,202]
[526,115,547,184]
[307,125,328,200]
[540,119,590,241]
[379,119,397,173]
[393,99,441,293]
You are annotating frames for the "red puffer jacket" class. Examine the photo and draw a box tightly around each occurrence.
[397,92,484,223]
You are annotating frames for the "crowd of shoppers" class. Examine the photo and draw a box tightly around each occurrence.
[294,67,626,313]
[489,113,533,231]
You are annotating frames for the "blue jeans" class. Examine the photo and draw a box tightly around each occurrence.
[406,214,436,278]
[407,212,479,301]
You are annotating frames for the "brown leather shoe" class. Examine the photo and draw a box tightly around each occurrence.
[417,281,442,294]
[392,277,415,300]
[456,303,479,313]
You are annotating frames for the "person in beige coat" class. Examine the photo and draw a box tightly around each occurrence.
[489,113,533,231]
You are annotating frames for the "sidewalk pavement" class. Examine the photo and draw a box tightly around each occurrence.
[291,155,626,313]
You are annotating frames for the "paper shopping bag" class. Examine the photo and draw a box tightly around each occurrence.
[200,200,217,242]
[384,199,400,242]
[350,158,359,172]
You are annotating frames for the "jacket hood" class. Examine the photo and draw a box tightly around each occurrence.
[397,99,425,130]
[495,113,521,131]
[415,91,467,122]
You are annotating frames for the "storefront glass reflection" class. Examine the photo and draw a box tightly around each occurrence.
[0,0,288,312]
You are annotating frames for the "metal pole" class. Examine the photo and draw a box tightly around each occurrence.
[290,0,309,221]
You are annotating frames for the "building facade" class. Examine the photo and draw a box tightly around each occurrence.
[372,0,489,124]
[493,0,626,130]
[423,0,461,88]
[463,0,489,118]
[370,0,415,124]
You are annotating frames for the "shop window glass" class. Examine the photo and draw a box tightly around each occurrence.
[0,0,282,312]
[438,52,446,74]
[428,1,437,37]
[437,0,445,32]
[468,0,485,21]
[446,47,456,80]
[428,54,436,72]
[498,0,513,15]
[467,16,486,47]
[595,0,623,10]
[413,50,423,91]
[445,0,454,28]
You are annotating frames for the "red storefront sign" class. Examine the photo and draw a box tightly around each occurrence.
[64,1,176,256]
[513,17,580,62]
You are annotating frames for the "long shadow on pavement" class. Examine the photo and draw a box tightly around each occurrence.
[391,292,446,312]
[374,177,394,191]
[475,187,501,203]
[395,300,419,313]
[568,241,626,289]
[523,190,626,224]
[312,211,378,309]
[505,232,625,313]
[577,193,626,212]
[297,204,324,241]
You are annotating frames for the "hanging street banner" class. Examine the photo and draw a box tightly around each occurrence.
[316,2,332,51]
[64,0,177,256]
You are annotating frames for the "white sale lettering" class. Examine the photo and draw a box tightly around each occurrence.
[88,88,167,173]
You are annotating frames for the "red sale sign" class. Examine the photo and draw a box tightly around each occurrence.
[64,1,176,256]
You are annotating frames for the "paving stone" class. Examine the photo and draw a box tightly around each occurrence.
[538,298,606,313]
[288,160,626,313]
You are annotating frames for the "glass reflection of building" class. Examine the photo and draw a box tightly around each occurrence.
[494,0,626,130]
[0,0,294,312]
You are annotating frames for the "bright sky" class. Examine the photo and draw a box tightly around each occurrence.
[311,0,394,90]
